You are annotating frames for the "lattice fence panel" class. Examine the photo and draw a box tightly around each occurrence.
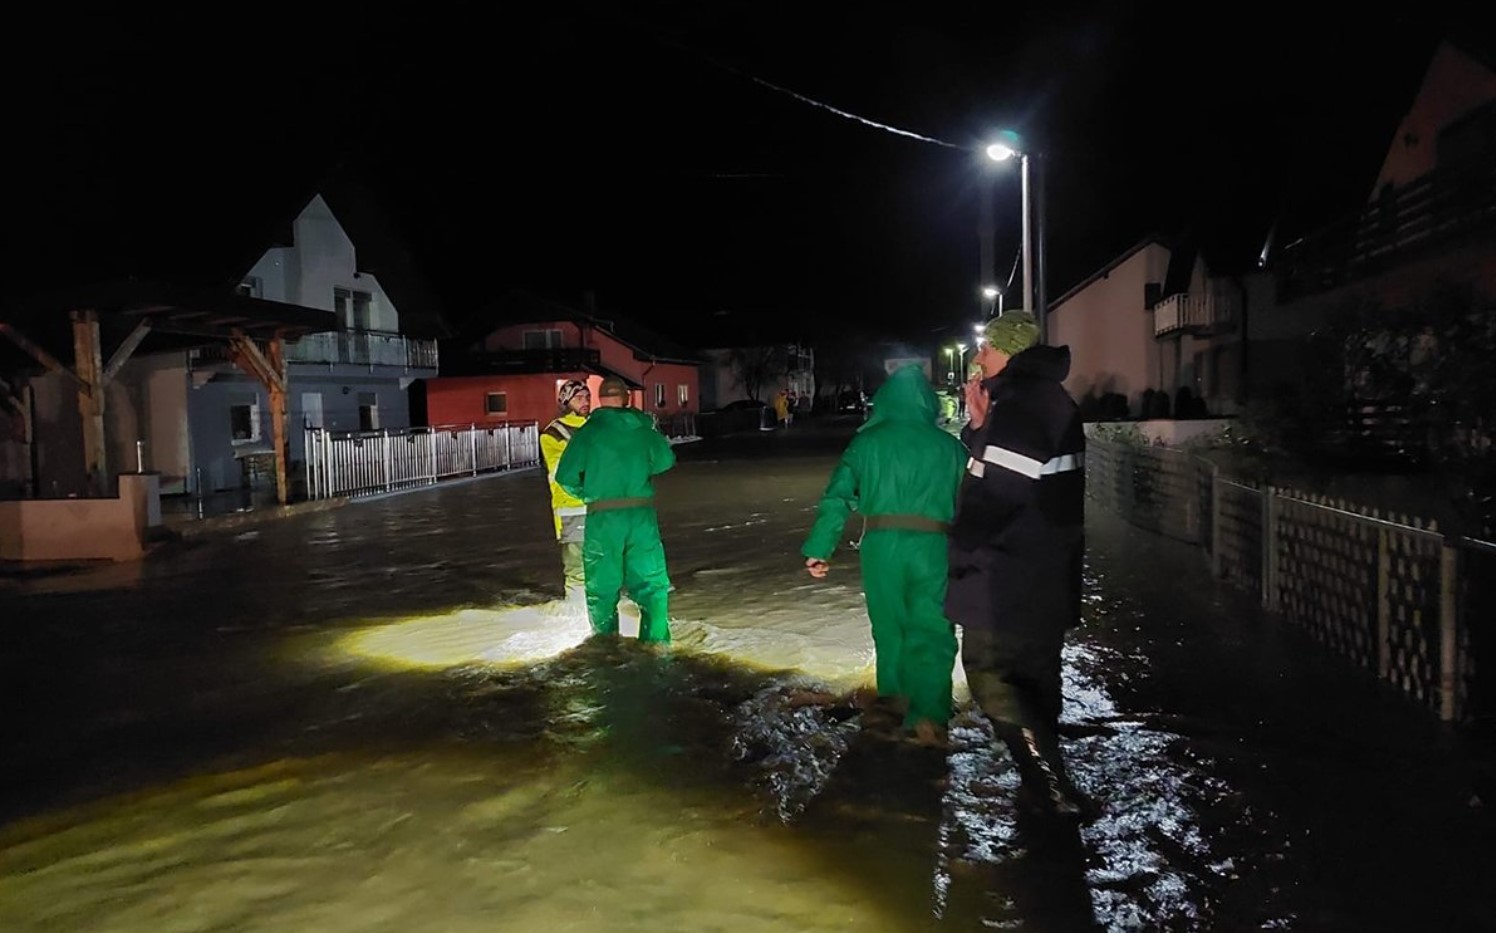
[1384,516,1443,713]
[1275,494,1379,671]
[1125,447,1199,543]
[1084,439,1127,515]
[1217,481,1263,592]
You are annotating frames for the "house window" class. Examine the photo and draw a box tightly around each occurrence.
[654,383,666,408]
[334,288,374,331]
[485,392,508,416]
[677,384,689,406]
[301,392,324,429]
[230,397,261,443]
[237,277,262,299]
[522,329,563,350]
[358,392,379,431]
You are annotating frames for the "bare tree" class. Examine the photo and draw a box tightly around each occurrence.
[726,346,782,401]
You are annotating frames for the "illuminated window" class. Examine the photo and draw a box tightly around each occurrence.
[677,384,689,406]
[654,383,666,408]
[229,397,261,443]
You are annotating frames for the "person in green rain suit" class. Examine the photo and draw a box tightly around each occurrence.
[802,364,969,743]
[555,377,676,643]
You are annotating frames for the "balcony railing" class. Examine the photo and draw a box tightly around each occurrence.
[1278,158,1496,300]
[189,331,438,371]
[1153,290,1239,337]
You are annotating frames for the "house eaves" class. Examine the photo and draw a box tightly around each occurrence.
[1049,235,1171,308]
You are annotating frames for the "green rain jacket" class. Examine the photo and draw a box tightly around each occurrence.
[803,366,969,559]
[554,406,676,503]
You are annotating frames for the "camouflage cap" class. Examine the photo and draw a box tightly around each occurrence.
[982,311,1040,356]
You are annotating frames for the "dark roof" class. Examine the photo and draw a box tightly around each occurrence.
[1049,235,1171,308]
[1,279,335,375]
[475,290,703,366]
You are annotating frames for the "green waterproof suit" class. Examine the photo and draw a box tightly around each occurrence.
[555,405,677,642]
[802,365,969,727]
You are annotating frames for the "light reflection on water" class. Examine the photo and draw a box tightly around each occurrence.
[0,462,1307,931]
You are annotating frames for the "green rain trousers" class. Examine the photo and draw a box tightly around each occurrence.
[554,404,677,643]
[802,364,969,729]
[857,529,959,727]
[583,506,672,641]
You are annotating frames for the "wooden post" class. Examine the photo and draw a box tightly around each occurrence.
[71,310,106,494]
[267,336,289,506]
[1439,542,1459,721]
[1376,526,1391,679]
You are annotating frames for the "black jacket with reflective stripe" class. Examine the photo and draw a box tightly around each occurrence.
[947,344,1085,634]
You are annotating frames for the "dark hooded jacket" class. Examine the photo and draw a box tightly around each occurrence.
[802,365,969,559]
[946,344,1085,634]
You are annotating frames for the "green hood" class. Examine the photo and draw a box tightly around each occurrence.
[553,403,676,503]
[859,364,940,431]
[587,406,654,431]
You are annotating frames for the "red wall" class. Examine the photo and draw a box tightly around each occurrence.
[425,373,592,427]
[460,320,701,417]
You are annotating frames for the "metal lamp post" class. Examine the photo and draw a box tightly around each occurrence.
[985,134,1047,342]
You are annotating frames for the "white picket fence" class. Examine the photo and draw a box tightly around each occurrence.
[303,422,540,500]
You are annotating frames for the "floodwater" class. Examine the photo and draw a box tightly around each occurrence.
[1,422,1492,931]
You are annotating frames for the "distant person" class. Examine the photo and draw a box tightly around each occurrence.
[802,365,968,745]
[948,311,1092,818]
[555,377,676,643]
[773,390,791,429]
[540,380,591,605]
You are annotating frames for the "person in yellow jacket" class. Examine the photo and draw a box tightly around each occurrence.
[541,380,591,603]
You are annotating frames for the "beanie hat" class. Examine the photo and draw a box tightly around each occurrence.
[983,311,1040,356]
[598,377,629,399]
[558,380,588,407]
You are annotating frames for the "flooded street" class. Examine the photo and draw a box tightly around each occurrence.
[2,422,1492,931]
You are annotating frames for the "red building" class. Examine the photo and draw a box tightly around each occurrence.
[422,293,702,433]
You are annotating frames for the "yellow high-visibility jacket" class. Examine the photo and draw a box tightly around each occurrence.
[540,411,588,538]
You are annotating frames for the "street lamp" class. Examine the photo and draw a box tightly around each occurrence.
[943,346,955,385]
[984,132,1047,342]
[981,284,1004,318]
[955,342,968,384]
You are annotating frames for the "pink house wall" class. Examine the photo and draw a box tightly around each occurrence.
[1048,242,1172,412]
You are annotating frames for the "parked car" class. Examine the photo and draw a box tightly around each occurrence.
[837,391,867,414]
[718,398,768,413]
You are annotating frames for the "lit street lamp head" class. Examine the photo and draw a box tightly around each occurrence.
[981,286,999,299]
[985,143,1017,162]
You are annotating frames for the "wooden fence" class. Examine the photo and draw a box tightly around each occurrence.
[1087,437,1491,722]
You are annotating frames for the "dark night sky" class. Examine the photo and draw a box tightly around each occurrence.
[6,3,1471,347]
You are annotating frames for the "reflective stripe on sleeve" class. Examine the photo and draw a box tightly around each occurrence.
[976,446,1084,479]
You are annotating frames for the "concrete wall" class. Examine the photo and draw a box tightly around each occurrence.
[27,371,88,497]
[0,473,157,561]
[107,353,192,494]
[1049,242,1172,414]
